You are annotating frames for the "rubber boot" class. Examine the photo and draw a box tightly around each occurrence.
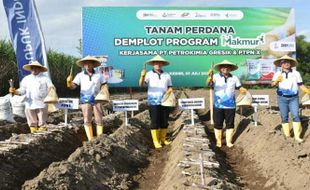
[96,125,103,136]
[282,123,291,137]
[214,129,222,147]
[38,125,47,131]
[226,129,234,148]
[159,128,171,145]
[151,129,162,149]
[292,122,304,143]
[30,127,37,133]
[84,125,94,141]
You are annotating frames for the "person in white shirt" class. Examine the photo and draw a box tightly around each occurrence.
[67,56,107,141]
[272,55,310,142]
[9,61,55,133]
[207,60,247,148]
[139,55,173,149]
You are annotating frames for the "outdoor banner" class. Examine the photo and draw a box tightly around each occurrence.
[82,7,295,87]
[3,0,49,80]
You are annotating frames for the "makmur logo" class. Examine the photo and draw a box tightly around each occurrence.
[221,33,265,48]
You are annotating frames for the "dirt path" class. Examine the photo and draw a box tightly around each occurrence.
[185,88,310,190]
[1,89,310,189]
[225,147,270,190]
[135,147,171,190]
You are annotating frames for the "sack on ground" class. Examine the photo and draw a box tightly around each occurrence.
[0,94,15,122]
[10,95,26,118]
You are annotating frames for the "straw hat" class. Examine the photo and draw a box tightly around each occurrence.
[273,55,297,67]
[161,92,176,107]
[76,55,101,67]
[236,91,253,106]
[23,61,48,72]
[44,87,58,103]
[95,85,110,102]
[301,94,310,105]
[145,55,170,66]
[214,60,238,72]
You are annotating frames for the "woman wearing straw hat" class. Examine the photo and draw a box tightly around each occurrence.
[207,60,247,148]
[139,55,173,149]
[66,55,108,141]
[9,61,56,133]
[272,55,310,142]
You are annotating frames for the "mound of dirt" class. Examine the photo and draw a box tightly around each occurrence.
[232,108,310,190]
[186,88,310,190]
[22,111,152,190]
[0,124,82,190]
[0,122,29,141]
[1,89,310,190]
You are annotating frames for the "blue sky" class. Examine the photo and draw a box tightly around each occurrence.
[0,0,309,57]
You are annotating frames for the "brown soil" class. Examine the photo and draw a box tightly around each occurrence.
[22,111,151,190]
[1,89,310,190]
[135,147,171,190]
[185,88,310,190]
[0,121,29,141]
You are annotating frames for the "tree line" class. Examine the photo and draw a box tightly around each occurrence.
[0,35,310,96]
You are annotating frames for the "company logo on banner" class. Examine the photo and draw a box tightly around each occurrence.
[82,7,295,87]
[3,0,49,80]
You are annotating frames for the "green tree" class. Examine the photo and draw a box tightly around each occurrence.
[0,40,79,96]
[296,35,310,85]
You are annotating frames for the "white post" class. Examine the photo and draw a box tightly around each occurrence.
[191,109,194,126]
[125,111,128,126]
[64,109,68,126]
[131,111,134,117]
[199,153,205,186]
[253,104,258,126]
[210,89,214,125]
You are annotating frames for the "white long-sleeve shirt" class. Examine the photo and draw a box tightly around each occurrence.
[18,73,54,109]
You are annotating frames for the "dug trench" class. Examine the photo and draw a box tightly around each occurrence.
[0,93,148,190]
[23,104,239,190]
[0,110,124,190]
[1,89,310,189]
[22,110,152,190]
[185,88,310,190]
[0,120,29,141]
[21,93,175,190]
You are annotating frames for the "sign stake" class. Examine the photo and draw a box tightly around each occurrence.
[125,111,128,126]
[64,109,68,126]
[191,109,194,126]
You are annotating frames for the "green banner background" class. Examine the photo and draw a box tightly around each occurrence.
[82,7,294,87]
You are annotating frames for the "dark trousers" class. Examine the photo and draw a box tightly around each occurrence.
[149,105,169,129]
[213,107,236,129]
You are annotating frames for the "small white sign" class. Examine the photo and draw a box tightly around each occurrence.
[57,98,79,109]
[113,100,139,111]
[252,95,269,106]
[178,98,205,110]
